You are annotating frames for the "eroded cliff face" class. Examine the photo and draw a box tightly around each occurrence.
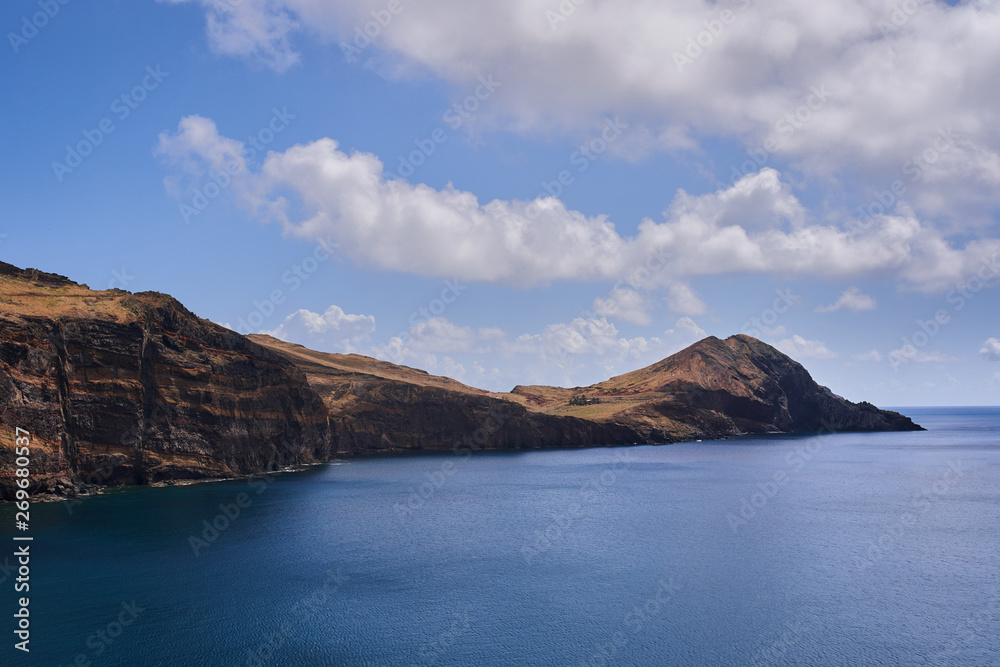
[585,335,923,439]
[0,262,922,500]
[0,263,329,500]
[246,336,645,456]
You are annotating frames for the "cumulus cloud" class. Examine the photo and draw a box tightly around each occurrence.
[814,287,878,313]
[758,325,787,338]
[593,288,651,326]
[670,317,707,339]
[263,305,375,351]
[162,0,1000,220]
[980,337,1000,361]
[154,115,247,198]
[375,317,505,360]
[157,0,300,71]
[156,116,1000,294]
[439,356,466,380]
[234,290,712,387]
[776,335,835,360]
[665,283,707,316]
[369,313,708,386]
[888,347,956,366]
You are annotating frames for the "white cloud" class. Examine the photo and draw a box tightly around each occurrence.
[163,0,1000,221]
[263,305,375,351]
[593,288,651,326]
[509,317,637,360]
[665,283,707,316]
[853,349,882,363]
[367,313,707,388]
[776,335,835,360]
[156,117,1000,294]
[980,337,1000,361]
[440,356,466,380]
[154,115,247,198]
[158,0,300,71]
[887,347,956,365]
[814,287,878,313]
[670,317,706,339]
[758,325,787,338]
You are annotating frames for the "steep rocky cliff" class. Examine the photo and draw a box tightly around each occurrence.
[246,336,643,456]
[508,334,921,441]
[0,262,330,500]
[0,261,921,500]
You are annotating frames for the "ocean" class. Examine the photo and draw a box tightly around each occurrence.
[3,407,999,666]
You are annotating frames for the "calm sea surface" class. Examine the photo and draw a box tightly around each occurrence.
[3,407,999,666]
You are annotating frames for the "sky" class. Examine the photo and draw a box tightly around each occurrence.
[2,0,998,406]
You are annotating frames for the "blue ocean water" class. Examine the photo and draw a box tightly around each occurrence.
[2,407,999,666]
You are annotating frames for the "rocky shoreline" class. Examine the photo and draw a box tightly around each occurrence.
[0,261,922,501]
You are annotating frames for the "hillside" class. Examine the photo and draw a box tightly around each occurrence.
[508,334,921,440]
[0,261,921,499]
[0,262,331,499]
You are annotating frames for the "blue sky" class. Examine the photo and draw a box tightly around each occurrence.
[2,0,998,406]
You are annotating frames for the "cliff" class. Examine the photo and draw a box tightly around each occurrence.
[507,334,921,441]
[0,261,921,500]
[245,335,643,456]
[0,262,330,500]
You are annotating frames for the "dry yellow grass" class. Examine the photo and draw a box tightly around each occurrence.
[0,274,131,322]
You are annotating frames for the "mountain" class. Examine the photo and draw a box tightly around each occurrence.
[506,334,921,441]
[0,262,331,499]
[0,261,921,499]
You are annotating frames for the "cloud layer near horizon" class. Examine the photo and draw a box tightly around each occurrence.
[164,0,1000,222]
[158,115,1000,297]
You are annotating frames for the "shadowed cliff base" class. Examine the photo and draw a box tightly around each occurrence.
[0,261,921,500]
